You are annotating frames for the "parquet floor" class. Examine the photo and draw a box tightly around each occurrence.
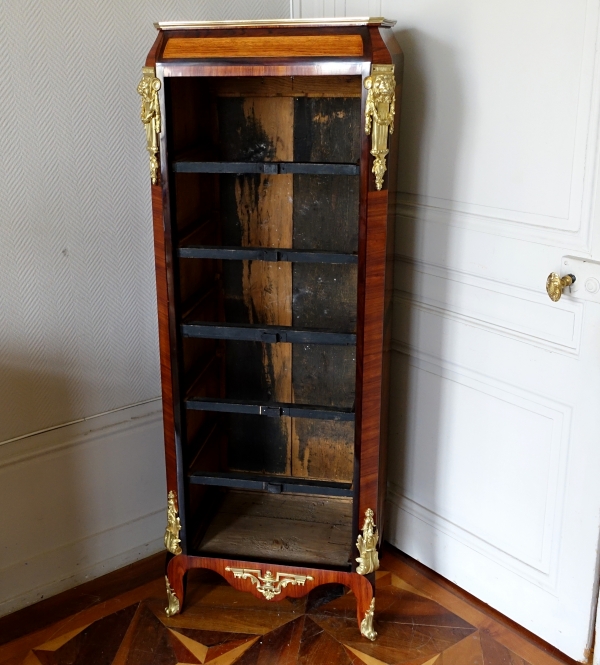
[0,549,576,665]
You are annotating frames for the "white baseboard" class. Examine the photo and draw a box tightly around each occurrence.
[0,400,167,618]
[0,515,164,618]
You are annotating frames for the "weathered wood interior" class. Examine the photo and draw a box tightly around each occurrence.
[165,75,361,565]
[165,77,361,566]
[194,490,353,569]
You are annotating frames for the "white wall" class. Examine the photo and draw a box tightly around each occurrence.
[291,1,383,17]
[0,401,165,616]
[0,0,287,617]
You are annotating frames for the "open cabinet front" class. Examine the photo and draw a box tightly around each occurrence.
[140,18,402,641]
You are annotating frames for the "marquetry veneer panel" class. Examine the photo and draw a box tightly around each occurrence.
[163,34,364,59]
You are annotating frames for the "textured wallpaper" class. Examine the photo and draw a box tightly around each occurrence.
[0,0,288,442]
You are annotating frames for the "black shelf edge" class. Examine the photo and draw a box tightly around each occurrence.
[187,470,354,497]
[178,246,358,264]
[185,397,355,421]
[173,161,360,176]
[181,322,356,345]
[280,162,359,175]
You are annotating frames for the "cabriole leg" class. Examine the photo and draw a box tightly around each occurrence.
[165,554,188,617]
[351,574,376,641]
[360,597,376,641]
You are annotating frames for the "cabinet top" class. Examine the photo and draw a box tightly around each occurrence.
[154,17,396,30]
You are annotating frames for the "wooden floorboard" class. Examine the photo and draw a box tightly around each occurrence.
[0,544,583,665]
[381,544,582,665]
[0,552,165,648]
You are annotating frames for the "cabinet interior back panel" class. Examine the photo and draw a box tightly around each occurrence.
[171,78,361,482]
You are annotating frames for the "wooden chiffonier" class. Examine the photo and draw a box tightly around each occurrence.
[138,17,402,640]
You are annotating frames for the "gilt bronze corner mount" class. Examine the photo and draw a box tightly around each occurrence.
[137,66,162,185]
[164,490,182,555]
[364,64,396,191]
[165,576,180,617]
[361,598,377,640]
[356,508,380,575]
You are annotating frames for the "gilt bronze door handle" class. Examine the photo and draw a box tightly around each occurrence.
[546,272,576,302]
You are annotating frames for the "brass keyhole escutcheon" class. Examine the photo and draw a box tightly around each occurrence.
[546,272,576,302]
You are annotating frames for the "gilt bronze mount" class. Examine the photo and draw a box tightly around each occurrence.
[164,490,182,555]
[165,576,180,617]
[364,64,396,190]
[356,508,380,575]
[360,598,377,640]
[225,567,314,600]
[137,66,162,185]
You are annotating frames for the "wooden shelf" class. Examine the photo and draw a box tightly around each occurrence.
[185,397,355,421]
[188,470,353,497]
[178,245,358,264]
[194,490,353,569]
[173,160,360,176]
[181,322,356,345]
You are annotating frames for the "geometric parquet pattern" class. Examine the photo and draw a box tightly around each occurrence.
[14,569,532,665]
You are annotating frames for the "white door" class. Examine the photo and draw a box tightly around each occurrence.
[292,0,600,660]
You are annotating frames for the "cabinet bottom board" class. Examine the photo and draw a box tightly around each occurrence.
[193,489,353,568]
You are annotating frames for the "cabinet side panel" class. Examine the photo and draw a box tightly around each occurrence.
[152,183,177,492]
[368,26,393,66]
[356,29,397,536]
[358,190,387,523]
[145,32,164,68]
[379,31,403,537]
[148,40,173,490]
